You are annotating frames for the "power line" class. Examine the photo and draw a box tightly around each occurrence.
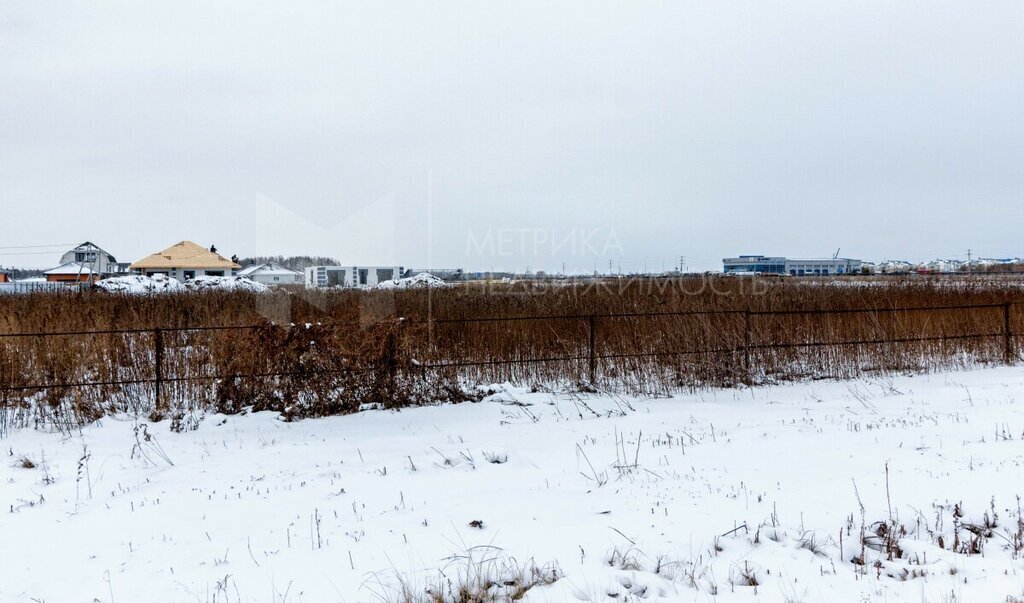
[0,243,73,250]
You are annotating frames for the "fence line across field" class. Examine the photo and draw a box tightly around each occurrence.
[0,301,1013,338]
[0,301,1019,397]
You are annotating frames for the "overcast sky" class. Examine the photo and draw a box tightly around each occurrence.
[1,1,1021,272]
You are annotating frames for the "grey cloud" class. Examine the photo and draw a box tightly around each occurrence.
[1,1,1021,271]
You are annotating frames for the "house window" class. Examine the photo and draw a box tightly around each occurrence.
[206,270,224,277]
[183,271,196,280]
[273,276,279,281]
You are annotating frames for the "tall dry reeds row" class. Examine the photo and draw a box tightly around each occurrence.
[0,276,1020,434]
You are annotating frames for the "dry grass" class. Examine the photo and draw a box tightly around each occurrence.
[366,550,561,603]
[0,276,1021,433]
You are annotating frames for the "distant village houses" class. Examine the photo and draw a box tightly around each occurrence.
[9,238,473,292]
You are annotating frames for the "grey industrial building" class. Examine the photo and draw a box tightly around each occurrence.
[305,265,405,288]
[723,255,863,276]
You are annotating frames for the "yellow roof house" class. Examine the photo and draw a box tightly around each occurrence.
[130,241,241,281]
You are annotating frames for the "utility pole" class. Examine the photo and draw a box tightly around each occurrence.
[967,249,972,275]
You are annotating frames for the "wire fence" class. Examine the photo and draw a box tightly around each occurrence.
[0,301,1019,430]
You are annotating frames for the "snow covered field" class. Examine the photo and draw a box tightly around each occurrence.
[4,367,1024,602]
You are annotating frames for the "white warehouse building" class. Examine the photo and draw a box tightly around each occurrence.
[723,255,863,276]
[305,265,405,288]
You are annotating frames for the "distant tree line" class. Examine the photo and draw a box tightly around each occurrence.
[2,267,44,280]
[238,255,340,271]
[978,262,1024,274]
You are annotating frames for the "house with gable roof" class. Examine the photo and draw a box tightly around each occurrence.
[130,241,241,282]
[43,242,128,283]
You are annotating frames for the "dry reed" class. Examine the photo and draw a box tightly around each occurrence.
[0,276,1020,433]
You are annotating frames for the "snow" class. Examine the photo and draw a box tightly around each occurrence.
[43,261,96,275]
[4,367,1024,601]
[96,274,185,294]
[864,260,916,274]
[184,275,269,293]
[96,275,268,294]
[376,272,449,290]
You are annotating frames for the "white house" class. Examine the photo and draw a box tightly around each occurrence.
[58,242,128,276]
[238,262,303,286]
[43,242,129,283]
[304,265,405,288]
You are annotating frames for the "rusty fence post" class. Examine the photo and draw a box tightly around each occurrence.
[384,321,399,403]
[154,328,164,412]
[743,310,752,380]
[588,314,597,385]
[0,336,6,409]
[1005,303,1015,364]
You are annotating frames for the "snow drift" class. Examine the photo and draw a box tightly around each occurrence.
[95,274,185,294]
[376,272,449,290]
[96,274,267,294]
[183,275,268,293]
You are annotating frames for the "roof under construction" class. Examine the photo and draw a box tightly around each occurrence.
[130,241,241,270]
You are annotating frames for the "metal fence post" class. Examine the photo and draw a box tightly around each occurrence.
[154,328,164,411]
[382,321,399,404]
[1005,303,1015,364]
[743,310,752,379]
[588,314,597,384]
